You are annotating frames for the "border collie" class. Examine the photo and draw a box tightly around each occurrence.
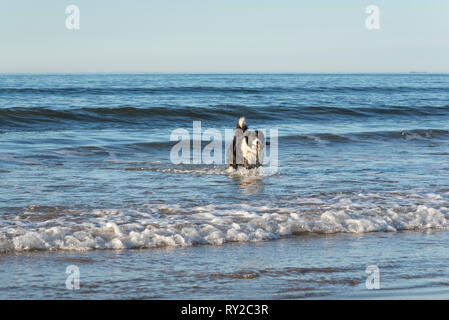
[226,117,266,169]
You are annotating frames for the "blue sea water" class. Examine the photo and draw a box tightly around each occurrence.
[1,73,449,298]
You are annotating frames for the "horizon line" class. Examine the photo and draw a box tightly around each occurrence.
[0,71,447,75]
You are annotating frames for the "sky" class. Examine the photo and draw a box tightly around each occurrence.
[0,0,448,73]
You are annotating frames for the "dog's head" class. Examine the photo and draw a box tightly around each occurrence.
[236,117,248,132]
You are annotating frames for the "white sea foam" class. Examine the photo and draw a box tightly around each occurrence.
[155,165,277,177]
[1,191,448,252]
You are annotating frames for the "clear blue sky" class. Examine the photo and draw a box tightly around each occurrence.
[1,0,448,73]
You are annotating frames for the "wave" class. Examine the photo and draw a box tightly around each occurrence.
[282,129,449,144]
[49,142,176,157]
[0,86,265,95]
[1,104,449,129]
[0,105,275,128]
[299,105,449,117]
[10,128,447,162]
[0,85,447,96]
[1,190,448,252]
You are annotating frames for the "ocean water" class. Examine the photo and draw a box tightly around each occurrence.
[1,73,449,299]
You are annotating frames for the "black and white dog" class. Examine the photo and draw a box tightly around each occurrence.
[226,117,266,169]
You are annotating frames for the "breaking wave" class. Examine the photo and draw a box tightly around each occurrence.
[1,190,448,253]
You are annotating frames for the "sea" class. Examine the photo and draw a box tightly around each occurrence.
[1,73,449,299]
